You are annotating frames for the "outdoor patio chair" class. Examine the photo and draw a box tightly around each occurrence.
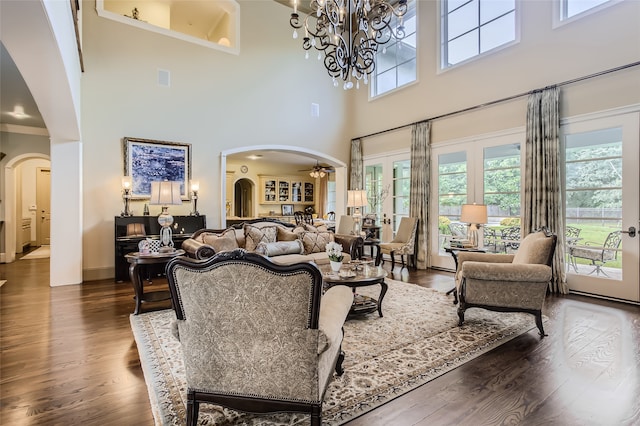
[568,231,622,277]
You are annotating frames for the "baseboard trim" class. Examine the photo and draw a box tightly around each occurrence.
[83,266,114,282]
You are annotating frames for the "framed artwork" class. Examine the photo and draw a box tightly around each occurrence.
[281,204,294,216]
[123,137,191,199]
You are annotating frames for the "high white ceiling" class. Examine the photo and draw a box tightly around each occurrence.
[0,42,47,129]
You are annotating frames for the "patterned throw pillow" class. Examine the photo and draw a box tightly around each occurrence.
[303,223,329,233]
[255,240,304,257]
[300,231,333,255]
[244,224,277,252]
[200,228,239,253]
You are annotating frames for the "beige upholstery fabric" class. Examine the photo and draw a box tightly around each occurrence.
[243,224,277,251]
[255,240,304,257]
[300,231,333,254]
[379,217,418,256]
[199,228,239,253]
[166,252,353,424]
[336,215,354,235]
[456,229,557,336]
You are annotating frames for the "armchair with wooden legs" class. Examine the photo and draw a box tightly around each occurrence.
[376,217,418,270]
[166,249,353,425]
[455,228,557,337]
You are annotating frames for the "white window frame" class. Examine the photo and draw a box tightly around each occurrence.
[430,128,525,270]
[439,0,520,72]
[370,0,418,99]
[553,0,623,28]
[363,150,411,233]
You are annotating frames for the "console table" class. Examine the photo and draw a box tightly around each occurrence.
[114,215,206,282]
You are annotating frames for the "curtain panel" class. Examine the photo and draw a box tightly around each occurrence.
[410,121,431,270]
[524,86,568,293]
[349,138,363,190]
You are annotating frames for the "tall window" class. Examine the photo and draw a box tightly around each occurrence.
[364,153,411,232]
[441,0,516,69]
[483,144,521,223]
[559,0,616,21]
[371,0,417,97]
[392,160,411,230]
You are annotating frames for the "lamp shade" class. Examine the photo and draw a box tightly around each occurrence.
[347,190,368,208]
[149,181,182,206]
[190,180,200,192]
[121,176,132,190]
[460,204,488,224]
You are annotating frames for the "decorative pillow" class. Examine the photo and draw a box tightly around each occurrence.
[300,231,334,255]
[200,228,239,253]
[277,226,300,242]
[255,240,304,257]
[244,224,277,252]
[303,223,329,233]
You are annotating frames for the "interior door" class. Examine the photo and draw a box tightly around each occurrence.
[563,112,639,302]
[36,167,51,246]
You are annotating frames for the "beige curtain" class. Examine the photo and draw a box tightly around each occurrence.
[317,174,328,217]
[409,121,431,270]
[524,86,568,293]
[350,138,363,190]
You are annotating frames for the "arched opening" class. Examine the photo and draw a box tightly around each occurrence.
[220,145,348,229]
[234,178,254,218]
[2,153,51,263]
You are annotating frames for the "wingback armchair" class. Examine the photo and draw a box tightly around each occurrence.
[166,249,353,425]
[376,217,418,270]
[455,228,557,337]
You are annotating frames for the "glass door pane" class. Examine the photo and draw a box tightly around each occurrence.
[563,113,639,302]
[438,151,467,251]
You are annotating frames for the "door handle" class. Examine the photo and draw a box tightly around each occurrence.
[621,226,636,238]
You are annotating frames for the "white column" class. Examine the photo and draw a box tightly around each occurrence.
[50,140,83,286]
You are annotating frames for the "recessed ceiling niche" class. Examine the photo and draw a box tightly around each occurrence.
[96,0,239,53]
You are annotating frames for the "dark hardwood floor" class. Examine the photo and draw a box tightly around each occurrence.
[1,254,639,425]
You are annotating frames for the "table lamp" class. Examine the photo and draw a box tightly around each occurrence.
[190,180,200,216]
[149,181,182,252]
[460,203,488,248]
[121,176,133,217]
[347,189,368,236]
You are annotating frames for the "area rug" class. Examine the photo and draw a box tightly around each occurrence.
[20,245,50,260]
[131,279,539,425]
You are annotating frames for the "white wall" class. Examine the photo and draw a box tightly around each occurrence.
[81,0,351,279]
[351,0,640,145]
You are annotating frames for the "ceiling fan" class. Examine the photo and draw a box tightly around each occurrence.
[299,161,334,178]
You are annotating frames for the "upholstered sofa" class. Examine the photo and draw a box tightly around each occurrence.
[181,218,362,265]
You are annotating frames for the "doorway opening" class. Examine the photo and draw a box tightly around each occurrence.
[234,178,254,218]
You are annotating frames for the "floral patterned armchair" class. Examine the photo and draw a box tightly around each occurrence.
[166,249,353,425]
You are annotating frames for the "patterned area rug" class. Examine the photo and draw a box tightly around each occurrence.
[131,279,538,425]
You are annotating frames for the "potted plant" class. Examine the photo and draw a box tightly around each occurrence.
[326,242,344,272]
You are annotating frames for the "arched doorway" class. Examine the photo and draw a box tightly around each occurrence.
[2,153,51,263]
[234,178,253,218]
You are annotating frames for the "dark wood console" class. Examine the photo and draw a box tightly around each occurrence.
[114,215,206,282]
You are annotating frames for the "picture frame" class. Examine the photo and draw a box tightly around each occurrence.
[123,137,191,199]
[363,214,377,226]
[281,204,294,216]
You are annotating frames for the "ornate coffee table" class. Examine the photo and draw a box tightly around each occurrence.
[322,262,388,317]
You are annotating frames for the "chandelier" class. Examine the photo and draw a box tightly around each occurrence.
[290,0,408,90]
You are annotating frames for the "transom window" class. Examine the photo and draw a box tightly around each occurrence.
[371,0,417,98]
[559,0,616,21]
[441,0,516,69]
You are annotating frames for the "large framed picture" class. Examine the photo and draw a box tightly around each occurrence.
[281,204,294,216]
[123,137,191,199]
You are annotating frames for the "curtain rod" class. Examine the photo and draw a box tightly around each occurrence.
[355,61,640,141]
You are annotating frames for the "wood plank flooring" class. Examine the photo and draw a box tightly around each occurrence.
[1,254,639,425]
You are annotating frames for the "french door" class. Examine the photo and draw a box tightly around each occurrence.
[563,111,639,302]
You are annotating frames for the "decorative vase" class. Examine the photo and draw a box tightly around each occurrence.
[330,260,342,273]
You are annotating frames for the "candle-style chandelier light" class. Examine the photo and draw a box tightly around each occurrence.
[290,0,408,90]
